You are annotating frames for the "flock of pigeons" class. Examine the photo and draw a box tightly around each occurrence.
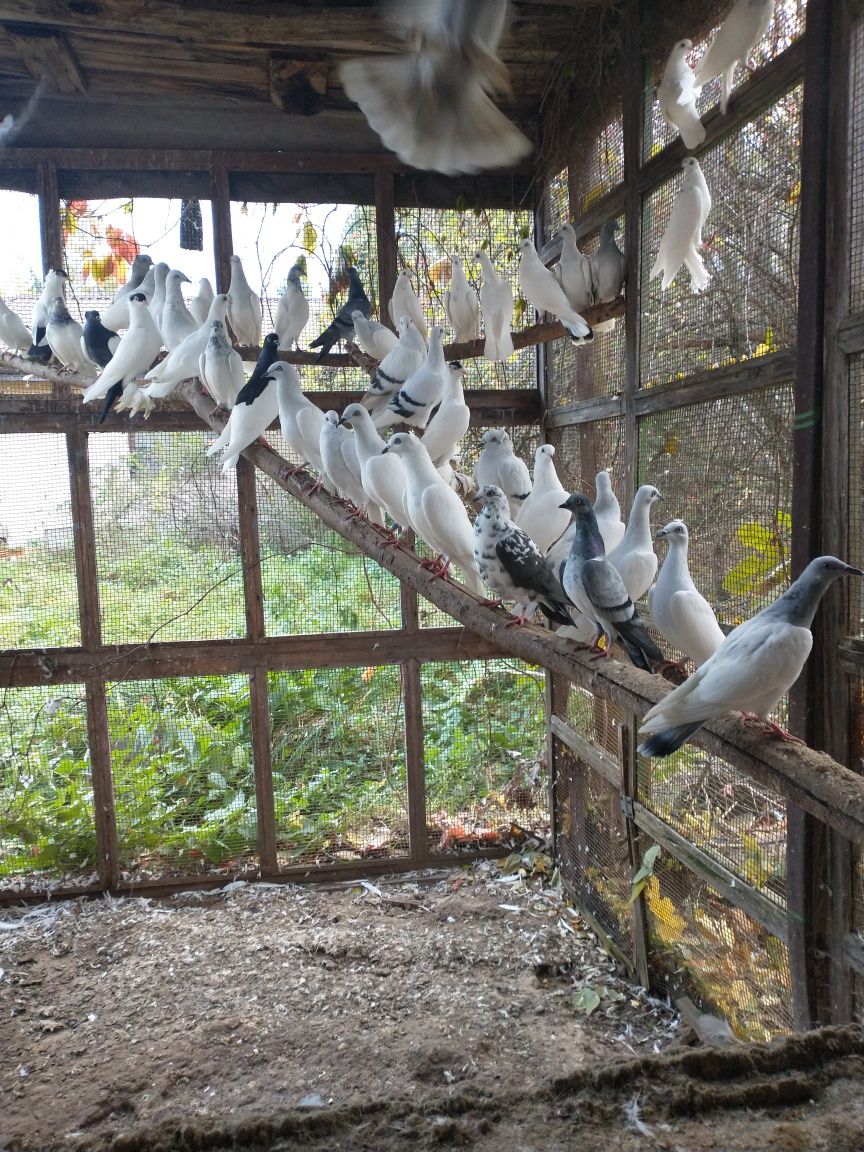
[0,0,853,761]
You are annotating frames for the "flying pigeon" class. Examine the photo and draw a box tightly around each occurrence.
[559,492,666,671]
[420,361,470,470]
[320,410,381,518]
[266,360,326,475]
[206,361,279,472]
[159,269,197,350]
[351,311,398,360]
[474,428,532,518]
[226,254,262,348]
[658,39,706,151]
[374,324,448,430]
[276,261,310,350]
[649,519,725,668]
[638,555,861,757]
[388,270,428,345]
[0,296,35,353]
[188,277,215,327]
[515,444,571,555]
[80,310,120,370]
[199,319,245,409]
[518,238,591,343]
[444,255,480,343]
[383,432,485,595]
[82,294,162,421]
[143,293,230,400]
[590,220,626,332]
[45,296,91,375]
[476,249,514,361]
[339,0,532,176]
[361,316,428,413]
[650,157,712,292]
[555,223,594,314]
[694,0,775,115]
[309,266,371,360]
[30,268,67,361]
[341,402,410,530]
[606,484,663,602]
[472,484,573,625]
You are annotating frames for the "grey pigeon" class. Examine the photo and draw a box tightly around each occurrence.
[559,493,665,672]
[638,555,862,757]
[472,484,573,626]
[110,253,153,304]
[590,220,625,333]
[309,267,371,360]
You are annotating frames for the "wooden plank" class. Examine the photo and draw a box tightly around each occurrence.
[3,23,86,92]
[236,457,265,642]
[374,168,397,328]
[843,933,864,977]
[210,163,232,294]
[634,351,796,414]
[403,658,428,867]
[549,715,621,789]
[545,394,625,427]
[632,802,789,943]
[268,55,327,116]
[35,158,62,273]
[837,311,864,354]
[249,668,277,873]
[65,429,101,650]
[84,676,119,888]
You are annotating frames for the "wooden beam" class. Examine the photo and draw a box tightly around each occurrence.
[210,164,232,294]
[374,168,397,328]
[837,311,864,354]
[268,55,327,116]
[3,23,86,92]
[549,715,621,789]
[35,157,62,273]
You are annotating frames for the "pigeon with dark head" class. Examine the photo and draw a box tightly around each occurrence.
[308,267,371,361]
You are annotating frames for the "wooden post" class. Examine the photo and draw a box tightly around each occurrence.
[374,169,397,326]
[36,159,63,273]
[399,562,429,865]
[210,164,232,293]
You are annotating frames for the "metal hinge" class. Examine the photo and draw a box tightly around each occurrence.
[619,794,635,821]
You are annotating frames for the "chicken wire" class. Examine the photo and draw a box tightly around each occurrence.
[270,665,408,867]
[90,431,246,645]
[850,355,864,636]
[0,683,96,895]
[641,87,802,387]
[851,14,864,312]
[0,191,42,334]
[569,118,624,219]
[422,659,548,855]
[645,851,793,1041]
[107,675,256,881]
[0,433,80,649]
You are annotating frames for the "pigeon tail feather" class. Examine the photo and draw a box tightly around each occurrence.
[637,720,704,759]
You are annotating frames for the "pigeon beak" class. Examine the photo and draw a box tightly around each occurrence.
[381,445,389,454]
[844,564,864,576]
[470,493,483,505]
[261,375,275,385]
[654,529,667,541]
[655,493,663,501]
[559,500,571,510]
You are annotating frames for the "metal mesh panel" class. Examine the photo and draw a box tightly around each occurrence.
[638,385,794,627]
[270,664,408,866]
[91,431,246,644]
[851,16,864,310]
[0,683,96,893]
[850,356,864,627]
[552,417,626,502]
[0,191,42,333]
[108,675,254,880]
[646,851,793,1041]
[641,87,802,387]
[569,119,624,218]
[0,433,80,648]
[422,658,548,853]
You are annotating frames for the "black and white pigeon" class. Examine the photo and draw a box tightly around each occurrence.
[45,295,91,375]
[81,310,120,370]
[472,484,573,626]
[374,324,447,430]
[244,332,281,396]
[559,492,665,672]
[638,555,862,757]
[206,360,278,471]
[474,428,532,518]
[82,293,162,421]
[30,268,67,361]
[361,316,427,413]
[309,267,371,361]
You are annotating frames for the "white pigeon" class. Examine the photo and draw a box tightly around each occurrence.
[474,428,532,518]
[206,369,279,472]
[361,316,429,413]
[198,319,245,409]
[555,223,594,315]
[638,556,862,758]
[82,294,162,410]
[650,157,712,292]
[517,238,591,342]
[143,294,230,399]
[341,403,411,530]
[319,410,372,511]
[339,0,532,176]
[476,249,514,361]
[421,361,470,469]
[351,311,398,360]
[515,444,570,555]
[145,262,170,333]
[444,255,480,343]
[606,484,663,601]
[159,269,197,350]
[694,0,775,115]
[188,277,215,326]
[590,220,626,333]
[31,268,67,354]
[226,254,262,347]
[593,470,626,552]
[658,39,706,151]
[374,324,448,430]
[0,296,35,352]
[388,270,427,344]
[383,431,484,595]
[265,360,325,475]
[275,262,310,350]
[45,296,92,375]
[649,520,725,668]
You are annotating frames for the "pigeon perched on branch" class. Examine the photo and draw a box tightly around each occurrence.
[30,268,67,361]
[159,269,197,350]
[351,311,398,360]
[518,238,591,343]
[46,296,91,375]
[555,223,594,315]
[188,277,215,327]
[606,484,663,602]
[389,271,427,345]
[276,261,310,351]
[515,444,570,555]
[361,316,427,413]
[198,320,245,409]
[309,267,371,360]
[265,360,325,475]
[649,519,725,668]
[374,325,448,430]
[0,297,33,353]
[474,429,532,518]
[590,221,626,333]
[206,360,278,472]
[341,403,410,530]
[143,294,230,400]
[226,254,262,348]
[82,294,162,421]
[81,311,120,371]
[444,255,480,343]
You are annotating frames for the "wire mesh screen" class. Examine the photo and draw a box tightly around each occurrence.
[641,88,802,387]
[107,675,255,880]
[0,433,80,649]
[90,431,246,644]
[638,385,794,627]
[851,15,864,311]
[0,683,95,894]
[0,191,42,336]
[569,119,624,218]
[850,355,864,638]
[645,851,793,1041]
[552,418,626,503]
[269,665,408,866]
[422,659,548,854]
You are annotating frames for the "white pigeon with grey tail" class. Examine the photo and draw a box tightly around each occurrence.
[474,428,532,518]
[188,278,215,327]
[555,223,594,315]
[590,221,626,332]
[198,320,245,409]
[143,294,230,399]
[649,520,725,667]
[160,270,197,350]
[694,0,775,115]
[515,444,570,555]
[517,238,591,342]
[45,296,92,376]
[226,254,262,347]
[374,324,448,430]
[476,249,514,361]
[444,255,480,343]
[388,271,427,345]
[361,316,427,413]
[606,484,663,601]
[638,556,861,757]
[275,261,310,350]
[0,297,33,352]
[351,311,398,360]
[341,403,410,529]
[264,361,326,475]
[650,157,711,292]
[658,39,706,151]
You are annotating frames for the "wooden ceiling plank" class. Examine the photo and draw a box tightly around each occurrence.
[3,22,86,93]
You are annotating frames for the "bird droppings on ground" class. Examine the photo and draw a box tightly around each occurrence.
[1,864,863,1152]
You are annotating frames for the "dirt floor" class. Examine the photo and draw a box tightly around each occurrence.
[1,861,864,1152]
